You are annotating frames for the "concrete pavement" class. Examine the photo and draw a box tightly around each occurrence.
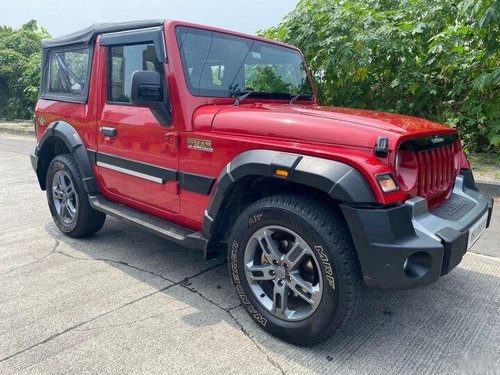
[0,133,499,374]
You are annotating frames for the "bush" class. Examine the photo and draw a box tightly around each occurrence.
[260,0,500,152]
[0,20,50,120]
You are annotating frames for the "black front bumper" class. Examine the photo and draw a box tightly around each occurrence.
[341,174,494,289]
[30,149,38,171]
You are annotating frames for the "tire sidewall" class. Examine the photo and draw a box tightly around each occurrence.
[229,203,347,343]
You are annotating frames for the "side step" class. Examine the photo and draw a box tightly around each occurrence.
[89,195,208,253]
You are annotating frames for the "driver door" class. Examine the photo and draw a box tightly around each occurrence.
[95,30,180,213]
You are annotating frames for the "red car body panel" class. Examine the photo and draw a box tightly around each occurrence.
[34,19,463,231]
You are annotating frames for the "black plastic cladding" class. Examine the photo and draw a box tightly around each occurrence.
[34,121,99,193]
[340,203,444,289]
[203,149,376,235]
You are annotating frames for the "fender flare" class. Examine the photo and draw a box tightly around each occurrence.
[203,150,376,235]
[34,120,99,194]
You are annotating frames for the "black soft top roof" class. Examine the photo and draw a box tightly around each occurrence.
[41,19,165,49]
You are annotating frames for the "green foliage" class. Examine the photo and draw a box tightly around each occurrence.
[0,20,50,120]
[260,0,500,151]
[246,65,294,93]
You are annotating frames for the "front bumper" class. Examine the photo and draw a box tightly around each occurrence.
[30,147,46,191]
[30,149,38,171]
[341,174,494,289]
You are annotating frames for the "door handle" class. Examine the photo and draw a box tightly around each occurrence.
[100,126,117,137]
[165,132,178,147]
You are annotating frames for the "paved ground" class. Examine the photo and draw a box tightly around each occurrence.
[0,133,499,375]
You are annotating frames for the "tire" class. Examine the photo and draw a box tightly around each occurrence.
[228,194,362,345]
[46,154,106,238]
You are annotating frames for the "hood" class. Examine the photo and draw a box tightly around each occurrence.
[209,104,457,150]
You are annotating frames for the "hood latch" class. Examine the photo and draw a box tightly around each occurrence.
[374,136,389,157]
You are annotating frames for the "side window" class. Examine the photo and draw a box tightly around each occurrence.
[108,44,161,103]
[47,48,89,97]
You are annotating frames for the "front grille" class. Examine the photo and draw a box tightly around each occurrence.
[415,142,458,199]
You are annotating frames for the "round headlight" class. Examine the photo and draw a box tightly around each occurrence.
[395,150,418,190]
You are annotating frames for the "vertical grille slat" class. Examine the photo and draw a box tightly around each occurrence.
[413,143,456,200]
[447,146,453,186]
[417,152,424,197]
[428,150,437,195]
[438,148,444,189]
[426,151,432,197]
[450,144,456,182]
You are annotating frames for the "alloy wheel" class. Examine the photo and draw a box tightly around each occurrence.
[244,226,323,321]
[52,170,78,224]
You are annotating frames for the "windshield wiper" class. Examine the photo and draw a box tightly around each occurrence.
[234,91,254,106]
[290,93,310,104]
[234,91,307,105]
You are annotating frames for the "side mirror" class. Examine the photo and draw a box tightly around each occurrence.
[130,70,163,105]
[130,70,171,125]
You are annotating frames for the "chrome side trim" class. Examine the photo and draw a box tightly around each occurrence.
[97,161,164,184]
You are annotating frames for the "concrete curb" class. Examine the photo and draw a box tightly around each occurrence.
[0,128,35,137]
[477,181,500,198]
[0,123,35,137]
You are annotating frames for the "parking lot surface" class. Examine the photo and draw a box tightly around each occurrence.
[1,134,499,374]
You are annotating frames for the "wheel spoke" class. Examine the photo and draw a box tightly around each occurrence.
[52,187,64,200]
[257,229,282,263]
[272,281,289,317]
[58,173,67,189]
[55,200,63,216]
[66,200,77,219]
[65,183,74,197]
[288,271,320,306]
[283,242,309,270]
[60,201,68,220]
[245,263,275,281]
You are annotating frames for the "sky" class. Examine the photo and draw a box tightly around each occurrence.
[0,0,299,38]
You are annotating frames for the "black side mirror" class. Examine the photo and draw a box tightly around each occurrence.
[131,70,163,105]
[130,70,171,125]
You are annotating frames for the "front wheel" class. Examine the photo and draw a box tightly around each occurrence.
[228,194,362,345]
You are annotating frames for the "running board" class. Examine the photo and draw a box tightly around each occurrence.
[89,195,208,253]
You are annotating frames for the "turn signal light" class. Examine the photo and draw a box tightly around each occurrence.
[376,173,399,193]
[274,169,289,178]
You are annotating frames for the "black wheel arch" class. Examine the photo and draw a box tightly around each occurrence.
[203,150,376,240]
[33,121,99,194]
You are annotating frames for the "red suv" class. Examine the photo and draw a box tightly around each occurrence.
[31,20,493,345]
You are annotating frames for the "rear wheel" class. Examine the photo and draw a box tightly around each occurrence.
[46,154,106,237]
[228,194,362,345]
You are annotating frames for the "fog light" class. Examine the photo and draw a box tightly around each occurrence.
[403,252,432,279]
[376,173,399,193]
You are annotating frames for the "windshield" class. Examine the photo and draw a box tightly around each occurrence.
[175,26,314,100]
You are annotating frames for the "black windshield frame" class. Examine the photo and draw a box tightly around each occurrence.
[175,26,314,101]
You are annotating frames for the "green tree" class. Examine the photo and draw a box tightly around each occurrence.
[246,65,294,93]
[0,20,51,119]
[260,0,500,151]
